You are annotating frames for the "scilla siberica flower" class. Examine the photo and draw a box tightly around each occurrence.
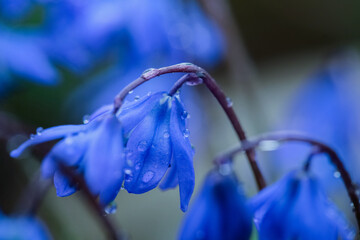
[11,91,195,210]
[119,92,195,212]
[250,170,355,240]
[11,106,125,206]
[0,212,51,240]
[179,170,252,240]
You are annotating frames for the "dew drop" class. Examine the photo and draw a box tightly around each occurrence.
[128,90,134,94]
[83,115,90,124]
[135,163,142,170]
[185,77,203,86]
[126,159,133,167]
[350,202,355,209]
[226,97,233,107]
[183,129,190,138]
[333,171,341,178]
[36,127,43,135]
[181,111,188,120]
[219,162,232,176]
[147,91,152,96]
[137,141,147,151]
[124,169,133,182]
[30,134,36,140]
[142,171,154,183]
[134,95,140,101]
[163,131,170,138]
[124,168,132,175]
[104,202,117,215]
[143,68,155,74]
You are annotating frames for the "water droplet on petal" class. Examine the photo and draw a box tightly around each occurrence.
[30,134,36,140]
[181,111,188,120]
[226,97,233,107]
[126,159,133,167]
[36,127,43,135]
[183,129,190,138]
[333,171,341,178]
[134,95,140,101]
[104,202,117,215]
[163,131,170,138]
[128,90,134,94]
[124,169,133,182]
[83,115,90,124]
[219,162,232,176]
[135,163,141,170]
[137,141,147,151]
[142,171,154,183]
[147,91,152,96]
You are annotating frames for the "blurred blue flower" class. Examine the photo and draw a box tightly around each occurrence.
[179,170,252,240]
[0,26,59,85]
[272,51,360,185]
[121,92,195,212]
[0,0,33,20]
[250,170,355,240]
[11,107,125,206]
[0,212,51,240]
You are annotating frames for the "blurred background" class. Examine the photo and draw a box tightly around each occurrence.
[1,0,360,239]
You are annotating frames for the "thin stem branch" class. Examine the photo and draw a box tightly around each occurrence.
[215,131,360,230]
[58,163,122,240]
[113,63,266,190]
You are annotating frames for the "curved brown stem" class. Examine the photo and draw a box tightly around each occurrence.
[215,131,360,230]
[113,63,266,190]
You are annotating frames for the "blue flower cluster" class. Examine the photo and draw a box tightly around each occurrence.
[180,168,355,239]
[251,170,355,239]
[11,92,194,210]
[0,212,51,240]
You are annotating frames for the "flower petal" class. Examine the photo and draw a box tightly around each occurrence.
[54,171,76,197]
[119,92,166,135]
[10,124,87,158]
[124,100,172,193]
[84,115,124,205]
[41,133,88,178]
[159,158,178,190]
[170,97,195,212]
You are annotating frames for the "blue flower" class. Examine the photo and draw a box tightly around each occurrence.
[11,106,125,206]
[0,26,59,85]
[178,170,252,240]
[120,92,195,212]
[0,212,51,240]
[250,170,355,240]
[273,52,360,185]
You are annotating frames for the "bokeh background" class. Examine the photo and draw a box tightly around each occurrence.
[1,0,360,239]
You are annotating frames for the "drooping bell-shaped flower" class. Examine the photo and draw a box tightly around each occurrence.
[11,106,125,206]
[179,170,252,240]
[0,212,51,240]
[250,170,355,240]
[118,92,195,212]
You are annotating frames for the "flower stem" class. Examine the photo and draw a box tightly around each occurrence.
[58,163,123,240]
[216,131,360,230]
[113,63,266,190]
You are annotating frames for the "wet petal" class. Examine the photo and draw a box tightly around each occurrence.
[119,92,166,135]
[125,101,172,193]
[170,97,195,212]
[10,124,87,158]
